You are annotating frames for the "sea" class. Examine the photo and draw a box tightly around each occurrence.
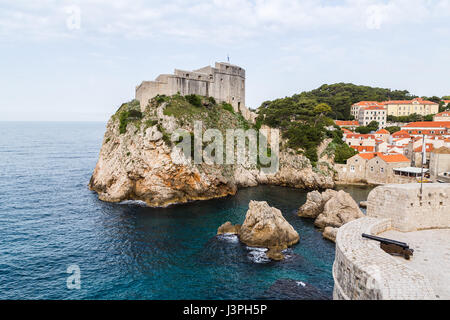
[0,122,373,300]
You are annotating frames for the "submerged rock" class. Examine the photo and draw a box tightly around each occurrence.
[259,279,330,300]
[217,221,241,235]
[218,201,299,261]
[298,189,363,242]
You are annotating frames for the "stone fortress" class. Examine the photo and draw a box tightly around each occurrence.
[135,62,255,121]
[333,183,450,300]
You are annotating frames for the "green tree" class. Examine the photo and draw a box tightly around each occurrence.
[385,126,400,134]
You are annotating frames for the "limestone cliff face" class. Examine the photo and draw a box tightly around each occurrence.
[89,97,335,207]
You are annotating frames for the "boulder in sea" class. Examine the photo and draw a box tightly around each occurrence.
[297,189,337,218]
[217,200,299,261]
[239,200,299,248]
[217,221,241,235]
[298,189,363,242]
[359,200,367,208]
[322,226,338,242]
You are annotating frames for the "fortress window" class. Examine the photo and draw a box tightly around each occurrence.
[186,73,189,77]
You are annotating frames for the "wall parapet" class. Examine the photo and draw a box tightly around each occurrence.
[333,217,435,300]
[367,183,450,232]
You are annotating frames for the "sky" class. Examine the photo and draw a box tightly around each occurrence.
[1,0,449,121]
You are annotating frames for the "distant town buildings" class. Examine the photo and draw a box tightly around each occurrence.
[433,111,450,121]
[382,98,439,117]
[335,120,359,130]
[351,98,439,121]
[401,121,450,137]
[358,105,387,127]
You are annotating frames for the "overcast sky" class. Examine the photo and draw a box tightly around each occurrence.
[1,0,449,121]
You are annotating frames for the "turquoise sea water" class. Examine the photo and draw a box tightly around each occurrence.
[0,122,373,300]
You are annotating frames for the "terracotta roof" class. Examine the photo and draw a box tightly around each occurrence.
[375,129,390,134]
[362,105,386,110]
[402,121,450,128]
[342,128,353,134]
[381,98,437,105]
[352,101,383,106]
[346,134,375,139]
[414,144,434,153]
[357,153,376,160]
[392,130,411,138]
[351,145,375,152]
[335,120,359,126]
[443,100,450,103]
[375,153,410,163]
[434,111,450,117]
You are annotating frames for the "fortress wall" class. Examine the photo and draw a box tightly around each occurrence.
[367,183,450,232]
[135,62,247,116]
[333,217,435,300]
[136,81,172,111]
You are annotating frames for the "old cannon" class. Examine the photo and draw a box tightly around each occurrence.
[362,233,414,260]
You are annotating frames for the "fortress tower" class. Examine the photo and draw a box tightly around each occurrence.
[135,62,249,118]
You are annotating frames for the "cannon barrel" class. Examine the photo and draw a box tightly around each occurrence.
[362,233,410,249]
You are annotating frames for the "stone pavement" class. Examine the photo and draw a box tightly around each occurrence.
[380,229,450,300]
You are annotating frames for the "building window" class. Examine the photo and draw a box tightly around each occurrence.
[350,165,355,172]
[370,166,374,172]
[380,167,384,173]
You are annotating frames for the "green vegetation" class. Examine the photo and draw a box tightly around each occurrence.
[284,83,414,120]
[257,94,354,164]
[116,99,143,134]
[385,126,401,134]
[355,121,379,134]
[185,94,203,108]
[387,113,434,123]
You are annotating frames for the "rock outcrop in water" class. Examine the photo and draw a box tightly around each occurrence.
[298,189,363,242]
[89,96,334,207]
[217,200,299,261]
[217,221,241,235]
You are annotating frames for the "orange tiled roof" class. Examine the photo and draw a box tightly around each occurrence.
[381,98,437,105]
[376,153,410,163]
[351,145,375,152]
[342,128,353,134]
[362,105,386,110]
[434,111,450,117]
[392,130,411,138]
[402,121,450,128]
[414,144,434,153]
[335,120,359,126]
[352,101,383,106]
[375,129,390,134]
[357,153,376,160]
[346,134,375,139]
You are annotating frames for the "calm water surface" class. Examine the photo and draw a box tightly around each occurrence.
[0,122,373,299]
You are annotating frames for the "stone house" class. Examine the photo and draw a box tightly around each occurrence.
[429,147,450,181]
[335,152,412,184]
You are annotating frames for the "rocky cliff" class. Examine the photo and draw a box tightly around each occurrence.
[89,95,334,207]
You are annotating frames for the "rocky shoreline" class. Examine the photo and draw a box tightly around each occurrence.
[89,98,335,207]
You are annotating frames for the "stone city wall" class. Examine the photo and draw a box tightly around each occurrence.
[333,217,435,300]
[367,183,450,232]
